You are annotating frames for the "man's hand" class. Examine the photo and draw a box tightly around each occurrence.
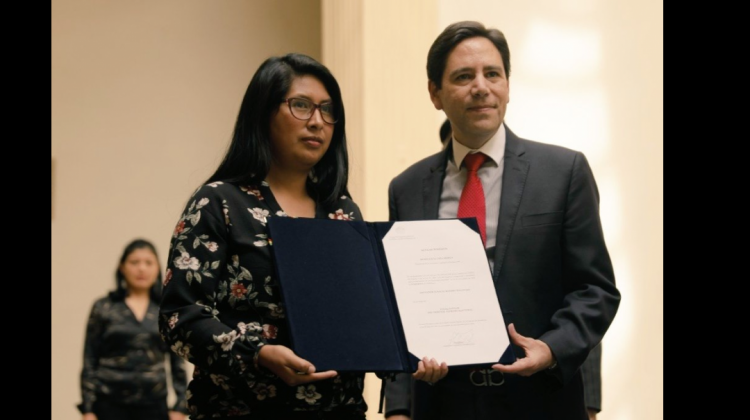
[491,323,555,376]
[412,357,448,384]
[82,414,97,420]
[258,344,338,386]
[587,409,598,420]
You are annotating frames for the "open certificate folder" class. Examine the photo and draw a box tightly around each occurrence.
[266,217,514,373]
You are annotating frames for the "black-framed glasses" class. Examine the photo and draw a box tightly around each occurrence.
[282,97,338,124]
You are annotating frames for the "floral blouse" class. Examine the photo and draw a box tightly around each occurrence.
[78,295,188,414]
[159,181,367,418]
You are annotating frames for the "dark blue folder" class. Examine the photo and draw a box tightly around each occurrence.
[267,217,515,373]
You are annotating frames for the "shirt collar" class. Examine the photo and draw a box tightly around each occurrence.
[450,123,506,168]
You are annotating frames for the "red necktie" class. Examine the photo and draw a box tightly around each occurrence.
[457,152,487,246]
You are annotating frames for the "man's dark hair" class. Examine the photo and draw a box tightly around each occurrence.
[439,119,451,144]
[427,21,511,89]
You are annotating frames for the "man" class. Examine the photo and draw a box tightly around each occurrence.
[385,21,620,420]
[437,119,605,420]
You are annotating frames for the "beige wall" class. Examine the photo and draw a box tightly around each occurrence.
[53,1,662,419]
[51,1,320,419]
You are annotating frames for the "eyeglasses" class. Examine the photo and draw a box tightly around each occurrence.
[282,97,338,124]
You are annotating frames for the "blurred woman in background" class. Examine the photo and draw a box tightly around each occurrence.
[79,238,188,420]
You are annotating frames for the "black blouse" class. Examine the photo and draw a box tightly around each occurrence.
[159,181,368,418]
[78,295,188,414]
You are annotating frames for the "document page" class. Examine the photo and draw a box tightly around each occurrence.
[382,220,510,366]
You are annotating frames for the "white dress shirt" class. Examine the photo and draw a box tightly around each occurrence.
[438,123,506,273]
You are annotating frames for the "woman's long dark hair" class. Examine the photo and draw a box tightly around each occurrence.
[206,53,350,206]
[109,238,163,302]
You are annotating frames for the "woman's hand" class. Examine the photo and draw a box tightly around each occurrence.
[169,410,187,420]
[82,414,97,420]
[168,411,187,420]
[258,344,338,386]
[412,357,448,385]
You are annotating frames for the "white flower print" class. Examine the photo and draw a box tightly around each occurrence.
[253,234,268,247]
[168,313,179,330]
[207,181,223,188]
[245,322,263,333]
[240,185,264,200]
[223,207,230,225]
[328,209,354,220]
[266,303,284,318]
[174,252,200,270]
[253,383,277,401]
[249,208,270,225]
[213,330,239,351]
[296,384,322,404]
[162,184,370,412]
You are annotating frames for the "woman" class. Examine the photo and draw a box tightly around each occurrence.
[158,53,444,420]
[79,239,188,420]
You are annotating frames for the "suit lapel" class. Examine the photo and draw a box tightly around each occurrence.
[422,144,450,219]
[417,132,527,278]
[493,127,529,279]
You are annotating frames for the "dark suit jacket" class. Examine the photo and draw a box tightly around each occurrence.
[581,343,602,412]
[385,126,620,419]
